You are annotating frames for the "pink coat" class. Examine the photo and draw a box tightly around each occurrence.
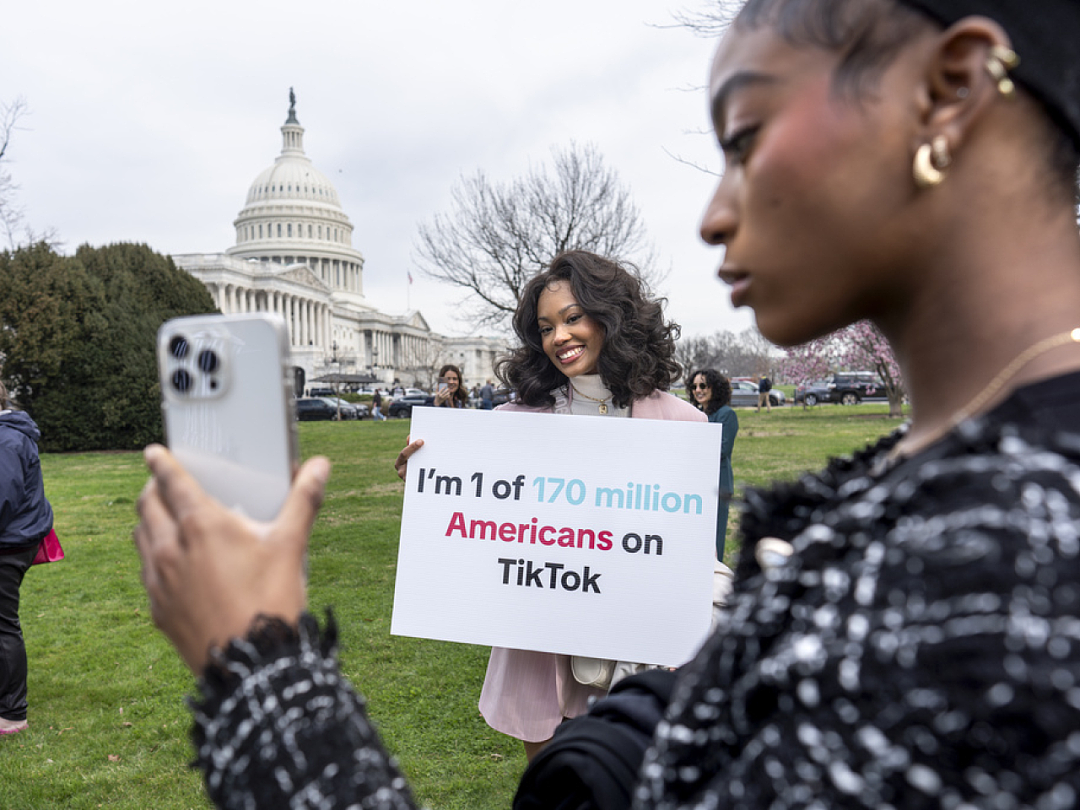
[478,389,705,742]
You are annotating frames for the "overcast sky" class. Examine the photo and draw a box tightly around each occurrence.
[2,0,755,340]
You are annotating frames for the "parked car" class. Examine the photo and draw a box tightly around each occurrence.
[405,388,429,397]
[794,380,833,407]
[826,372,887,405]
[295,397,339,421]
[388,393,432,418]
[317,396,363,420]
[306,386,336,398]
[730,379,785,407]
[469,387,514,408]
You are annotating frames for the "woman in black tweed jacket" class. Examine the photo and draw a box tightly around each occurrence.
[134,0,1080,807]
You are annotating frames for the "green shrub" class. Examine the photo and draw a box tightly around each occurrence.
[0,242,217,451]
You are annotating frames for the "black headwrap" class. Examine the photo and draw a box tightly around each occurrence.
[897,0,1080,149]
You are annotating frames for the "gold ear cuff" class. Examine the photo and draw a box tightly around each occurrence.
[986,45,1020,97]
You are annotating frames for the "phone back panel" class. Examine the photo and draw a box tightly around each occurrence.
[158,313,298,521]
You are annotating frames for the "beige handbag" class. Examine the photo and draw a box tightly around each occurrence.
[570,656,616,689]
[572,561,737,691]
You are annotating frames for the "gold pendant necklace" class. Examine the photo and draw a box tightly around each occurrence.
[570,382,612,415]
[891,327,1080,460]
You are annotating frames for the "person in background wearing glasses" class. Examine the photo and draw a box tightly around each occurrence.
[686,369,739,561]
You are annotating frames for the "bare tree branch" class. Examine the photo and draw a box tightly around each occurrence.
[676,326,779,379]
[661,146,721,178]
[670,3,740,37]
[0,97,29,250]
[413,142,660,331]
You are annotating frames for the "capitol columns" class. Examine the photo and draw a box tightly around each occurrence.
[294,296,302,346]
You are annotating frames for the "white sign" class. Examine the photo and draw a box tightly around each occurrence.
[391,407,721,666]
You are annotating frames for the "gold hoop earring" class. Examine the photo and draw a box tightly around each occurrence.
[913,135,951,189]
[986,45,1020,97]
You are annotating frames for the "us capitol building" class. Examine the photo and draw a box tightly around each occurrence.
[172,92,506,391]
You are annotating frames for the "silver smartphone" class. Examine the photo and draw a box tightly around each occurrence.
[157,313,298,521]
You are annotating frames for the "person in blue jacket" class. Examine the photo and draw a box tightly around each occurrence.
[0,381,53,735]
[687,369,739,561]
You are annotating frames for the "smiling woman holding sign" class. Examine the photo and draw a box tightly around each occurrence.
[398,250,706,760]
[481,251,706,760]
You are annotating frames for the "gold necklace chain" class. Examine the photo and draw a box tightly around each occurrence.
[569,382,612,415]
[891,327,1080,460]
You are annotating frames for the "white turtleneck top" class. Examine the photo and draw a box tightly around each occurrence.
[566,374,629,417]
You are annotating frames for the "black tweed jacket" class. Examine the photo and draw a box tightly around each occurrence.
[636,408,1080,809]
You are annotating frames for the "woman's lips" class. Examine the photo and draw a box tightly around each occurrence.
[719,268,751,307]
[557,346,584,364]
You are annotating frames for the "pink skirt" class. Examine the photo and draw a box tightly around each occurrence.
[478,646,607,742]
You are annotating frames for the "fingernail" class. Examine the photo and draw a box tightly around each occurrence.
[310,457,331,483]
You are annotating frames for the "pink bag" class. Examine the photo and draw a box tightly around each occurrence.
[32,528,64,565]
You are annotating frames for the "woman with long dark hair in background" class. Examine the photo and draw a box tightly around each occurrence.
[686,368,738,561]
[431,363,468,408]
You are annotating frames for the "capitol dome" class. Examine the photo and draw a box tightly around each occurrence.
[244,154,340,209]
[173,91,508,396]
[226,91,365,297]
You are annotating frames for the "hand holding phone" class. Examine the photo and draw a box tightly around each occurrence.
[135,445,328,673]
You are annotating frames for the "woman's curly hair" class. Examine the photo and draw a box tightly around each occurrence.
[496,251,682,409]
[686,368,731,416]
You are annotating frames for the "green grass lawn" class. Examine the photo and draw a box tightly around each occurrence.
[0,404,906,809]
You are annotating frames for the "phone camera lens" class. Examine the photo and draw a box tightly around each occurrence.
[171,369,193,393]
[197,350,219,373]
[169,335,189,359]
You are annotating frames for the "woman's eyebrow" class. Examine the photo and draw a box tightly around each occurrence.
[711,70,778,126]
[539,304,580,322]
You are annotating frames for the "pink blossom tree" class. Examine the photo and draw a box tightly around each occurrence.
[841,321,905,417]
[779,338,833,386]
[781,321,905,417]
